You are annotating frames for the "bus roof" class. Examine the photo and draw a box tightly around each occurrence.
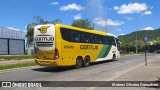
[38,24,118,37]
[106,33,118,38]
[56,24,107,36]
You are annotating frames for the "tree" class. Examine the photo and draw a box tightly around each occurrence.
[51,19,62,24]
[119,38,126,48]
[26,16,62,47]
[71,19,94,29]
[33,16,44,24]
[26,23,36,47]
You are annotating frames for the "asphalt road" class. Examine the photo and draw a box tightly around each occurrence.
[0,53,159,90]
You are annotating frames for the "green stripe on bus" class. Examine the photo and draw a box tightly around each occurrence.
[97,45,108,58]
[101,45,112,58]
[97,45,112,58]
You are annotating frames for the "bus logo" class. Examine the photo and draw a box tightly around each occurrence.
[38,26,50,34]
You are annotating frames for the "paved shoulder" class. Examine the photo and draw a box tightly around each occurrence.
[91,54,160,90]
[0,59,34,65]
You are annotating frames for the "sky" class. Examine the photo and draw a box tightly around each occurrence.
[0,0,160,36]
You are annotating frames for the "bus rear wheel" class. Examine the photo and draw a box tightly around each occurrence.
[83,56,90,67]
[75,57,82,69]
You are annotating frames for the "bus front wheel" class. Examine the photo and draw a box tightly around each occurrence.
[75,57,82,69]
[112,54,116,61]
[83,56,90,67]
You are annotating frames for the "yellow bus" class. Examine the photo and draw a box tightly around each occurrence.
[34,24,121,68]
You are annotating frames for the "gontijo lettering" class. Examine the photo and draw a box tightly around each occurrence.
[35,37,54,42]
[80,45,98,50]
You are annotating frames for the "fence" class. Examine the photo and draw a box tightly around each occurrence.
[0,38,25,55]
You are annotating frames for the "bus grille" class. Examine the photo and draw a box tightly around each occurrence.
[36,42,53,47]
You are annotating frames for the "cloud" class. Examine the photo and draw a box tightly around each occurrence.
[94,18,124,27]
[7,27,20,31]
[74,14,82,19]
[94,18,107,27]
[141,27,154,30]
[119,34,125,36]
[50,2,59,5]
[60,3,85,11]
[107,19,124,26]
[123,17,133,20]
[114,3,148,14]
[114,6,119,10]
[143,11,152,15]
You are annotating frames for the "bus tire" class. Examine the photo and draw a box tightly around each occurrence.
[83,56,90,67]
[112,54,116,61]
[75,57,82,69]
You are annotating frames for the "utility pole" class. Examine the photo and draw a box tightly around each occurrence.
[145,42,147,66]
[136,31,138,53]
[144,36,148,66]
[105,1,108,33]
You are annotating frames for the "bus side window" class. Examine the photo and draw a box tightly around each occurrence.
[80,33,90,43]
[90,35,97,43]
[72,32,80,42]
[106,36,115,46]
[111,37,116,46]
[104,37,109,44]
[80,33,85,43]
[97,36,103,44]
[60,28,72,42]
[106,36,110,45]
[90,35,94,43]
[85,34,90,43]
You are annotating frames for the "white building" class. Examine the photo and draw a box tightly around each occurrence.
[0,27,26,55]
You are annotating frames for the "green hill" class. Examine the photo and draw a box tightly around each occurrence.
[118,28,160,53]
[118,28,160,44]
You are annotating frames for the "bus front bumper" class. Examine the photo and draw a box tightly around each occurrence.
[35,58,58,66]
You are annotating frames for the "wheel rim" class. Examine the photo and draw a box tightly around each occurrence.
[85,58,89,65]
[76,58,82,67]
[83,57,90,67]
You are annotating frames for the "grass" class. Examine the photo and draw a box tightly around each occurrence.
[120,53,131,56]
[121,52,145,56]
[0,62,37,70]
[0,55,34,61]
